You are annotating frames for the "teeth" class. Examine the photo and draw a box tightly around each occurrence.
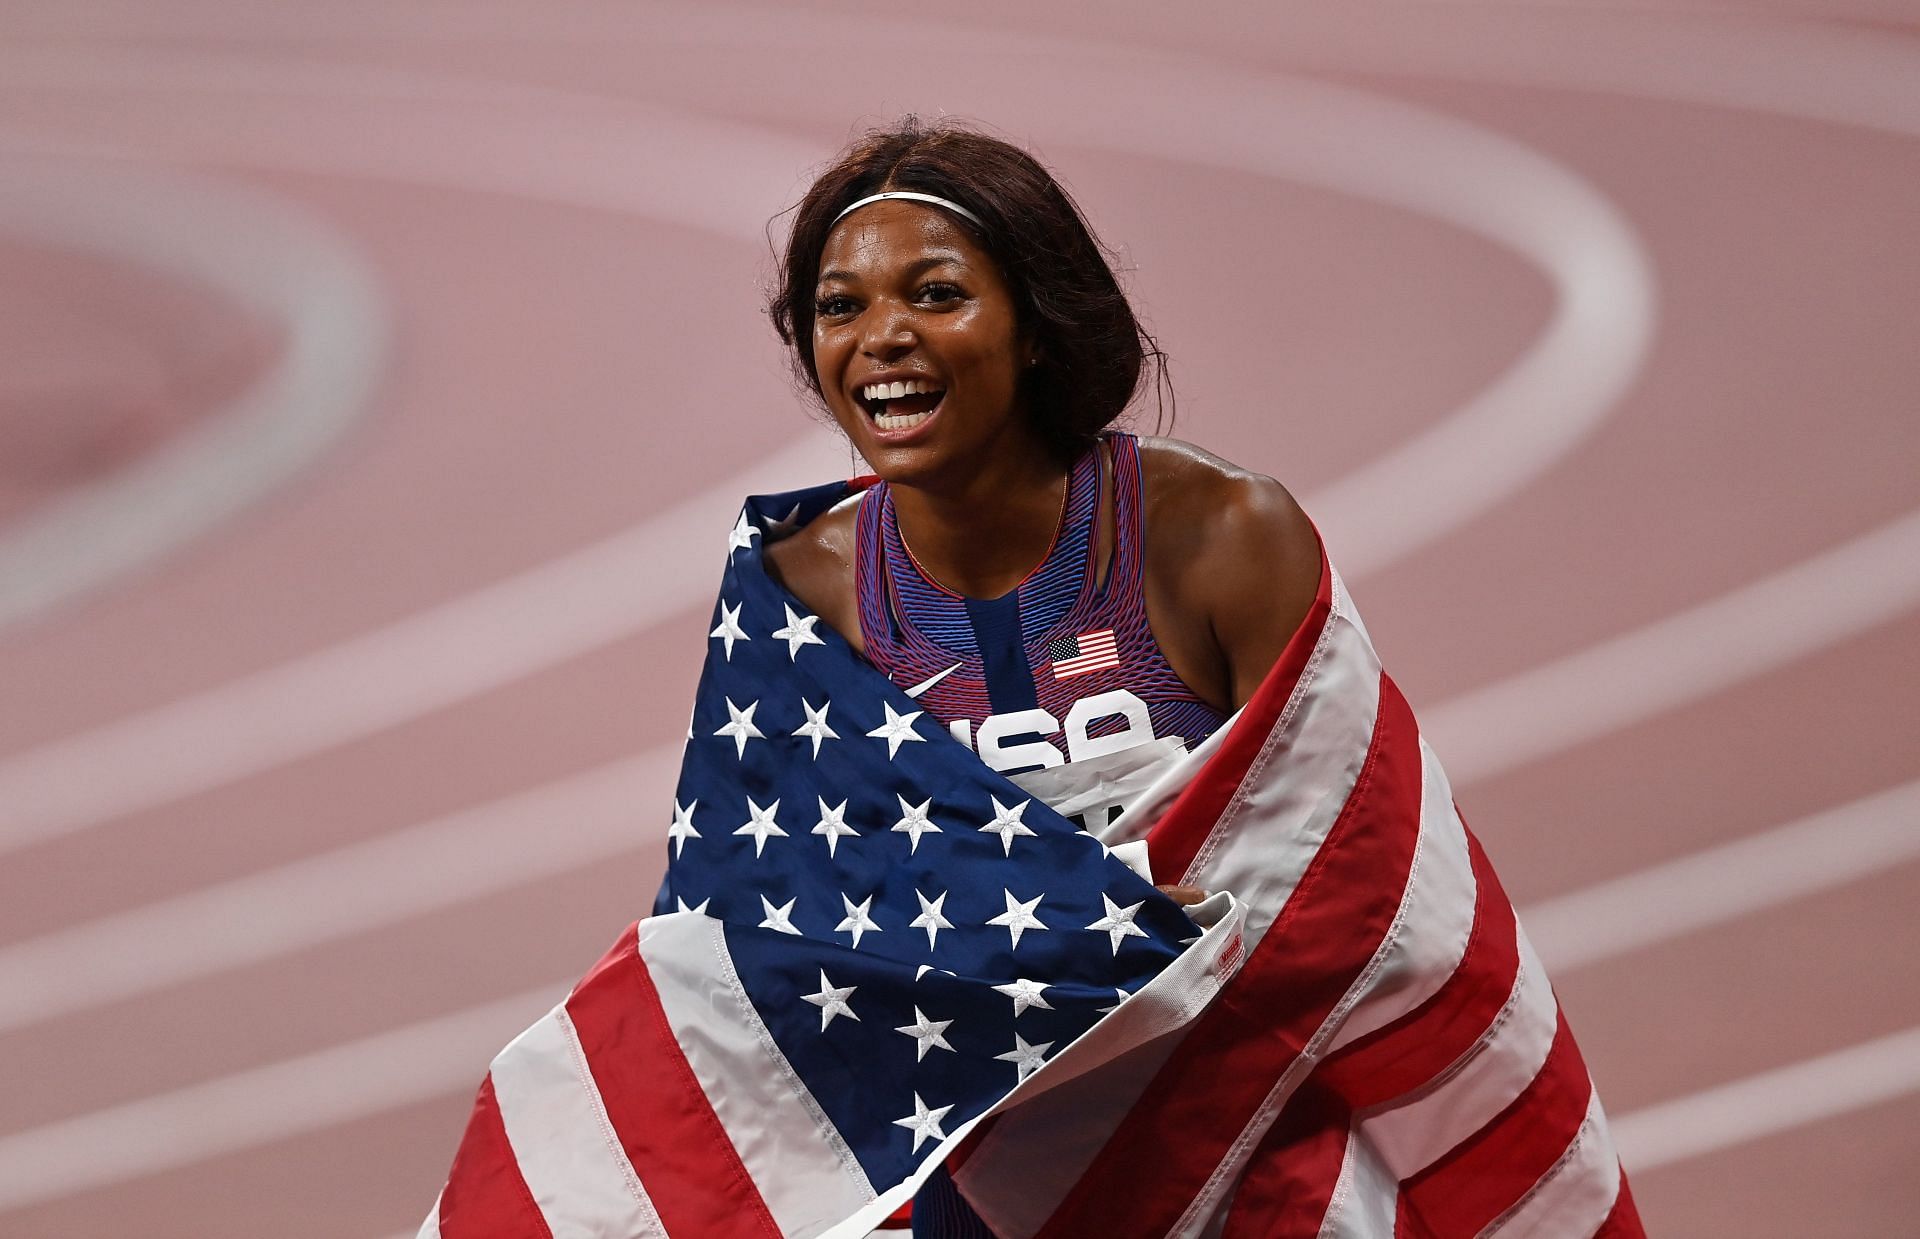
[862,378,940,401]
[875,409,933,431]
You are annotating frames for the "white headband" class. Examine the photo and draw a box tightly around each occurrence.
[831,190,985,232]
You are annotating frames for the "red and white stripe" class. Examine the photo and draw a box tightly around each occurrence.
[427,915,881,1238]
[952,552,1642,1237]
[1051,629,1118,678]
[421,847,1252,1238]
[424,544,1639,1237]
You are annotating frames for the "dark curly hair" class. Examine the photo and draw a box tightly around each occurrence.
[768,118,1171,462]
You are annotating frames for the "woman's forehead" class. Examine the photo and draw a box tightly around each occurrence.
[817,200,991,279]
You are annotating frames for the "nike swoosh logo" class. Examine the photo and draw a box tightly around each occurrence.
[901,662,963,699]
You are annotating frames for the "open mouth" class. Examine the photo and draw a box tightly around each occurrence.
[859,378,946,432]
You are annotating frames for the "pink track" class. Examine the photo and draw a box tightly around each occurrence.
[1,3,1915,1235]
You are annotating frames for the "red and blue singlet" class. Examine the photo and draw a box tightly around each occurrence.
[854,432,1230,776]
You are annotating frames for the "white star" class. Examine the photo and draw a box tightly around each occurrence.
[812,797,858,858]
[709,600,750,660]
[890,795,942,854]
[772,604,826,660]
[892,1092,954,1153]
[866,701,926,759]
[791,698,839,758]
[732,797,787,856]
[726,510,761,554]
[758,894,800,934]
[978,795,1037,856]
[714,697,764,758]
[1098,987,1129,1015]
[802,969,858,1030]
[1086,893,1151,954]
[995,1033,1053,1082]
[986,889,1049,949]
[910,890,954,950]
[760,502,804,540]
[836,893,882,949]
[666,798,700,857]
[992,977,1054,1017]
[894,1006,956,1061]
[674,896,710,915]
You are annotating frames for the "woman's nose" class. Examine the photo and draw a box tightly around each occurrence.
[859,304,917,360]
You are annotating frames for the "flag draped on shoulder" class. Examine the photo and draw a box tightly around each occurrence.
[420,482,1643,1239]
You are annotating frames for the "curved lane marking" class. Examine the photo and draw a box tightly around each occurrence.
[0,3,1913,1210]
[0,154,388,630]
[0,43,1649,851]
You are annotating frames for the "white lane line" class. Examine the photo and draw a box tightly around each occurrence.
[1522,780,1920,973]
[0,53,828,246]
[0,430,845,857]
[1427,506,1920,785]
[0,981,564,1213]
[0,154,388,631]
[1612,1026,1920,1172]
[0,38,1650,850]
[0,751,675,1035]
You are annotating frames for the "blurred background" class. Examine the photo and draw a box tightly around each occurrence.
[1,1,1916,1234]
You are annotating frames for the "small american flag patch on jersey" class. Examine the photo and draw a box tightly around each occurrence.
[1048,628,1119,678]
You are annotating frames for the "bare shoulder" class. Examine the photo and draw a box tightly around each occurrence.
[1137,436,1321,707]
[762,493,864,653]
[1136,436,1317,564]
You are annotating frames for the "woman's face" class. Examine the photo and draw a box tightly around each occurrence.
[811,200,1041,488]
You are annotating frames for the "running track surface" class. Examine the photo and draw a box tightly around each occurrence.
[1,3,1916,1235]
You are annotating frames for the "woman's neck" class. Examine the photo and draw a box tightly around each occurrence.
[887,435,1072,600]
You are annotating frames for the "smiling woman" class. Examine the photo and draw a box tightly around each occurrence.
[757,118,1330,1237]
[422,119,1641,1239]
[764,121,1323,733]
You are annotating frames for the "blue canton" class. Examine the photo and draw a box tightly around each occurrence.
[652,483,1201,1194]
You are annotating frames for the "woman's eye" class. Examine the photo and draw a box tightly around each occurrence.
[918,282,962,305]
[814,295,855,318]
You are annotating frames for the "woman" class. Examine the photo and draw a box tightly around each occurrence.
[762,118,1323,1239]
[756,121,1635,1237]
[764,125,1322,760]
[422,120,1638,1239]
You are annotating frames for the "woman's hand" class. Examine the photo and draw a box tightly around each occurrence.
[1156,884,1210,907]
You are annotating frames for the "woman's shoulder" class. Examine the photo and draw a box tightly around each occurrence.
[1134,435,1317,560]
[762,490,865,652]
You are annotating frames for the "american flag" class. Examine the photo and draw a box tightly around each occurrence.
[1048,628,1118,678]
[419,484,1643,1238]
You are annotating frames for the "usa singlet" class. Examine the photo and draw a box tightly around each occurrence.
[854,432,1230,780]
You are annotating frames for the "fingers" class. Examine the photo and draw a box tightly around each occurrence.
[1155,883,1210,907]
